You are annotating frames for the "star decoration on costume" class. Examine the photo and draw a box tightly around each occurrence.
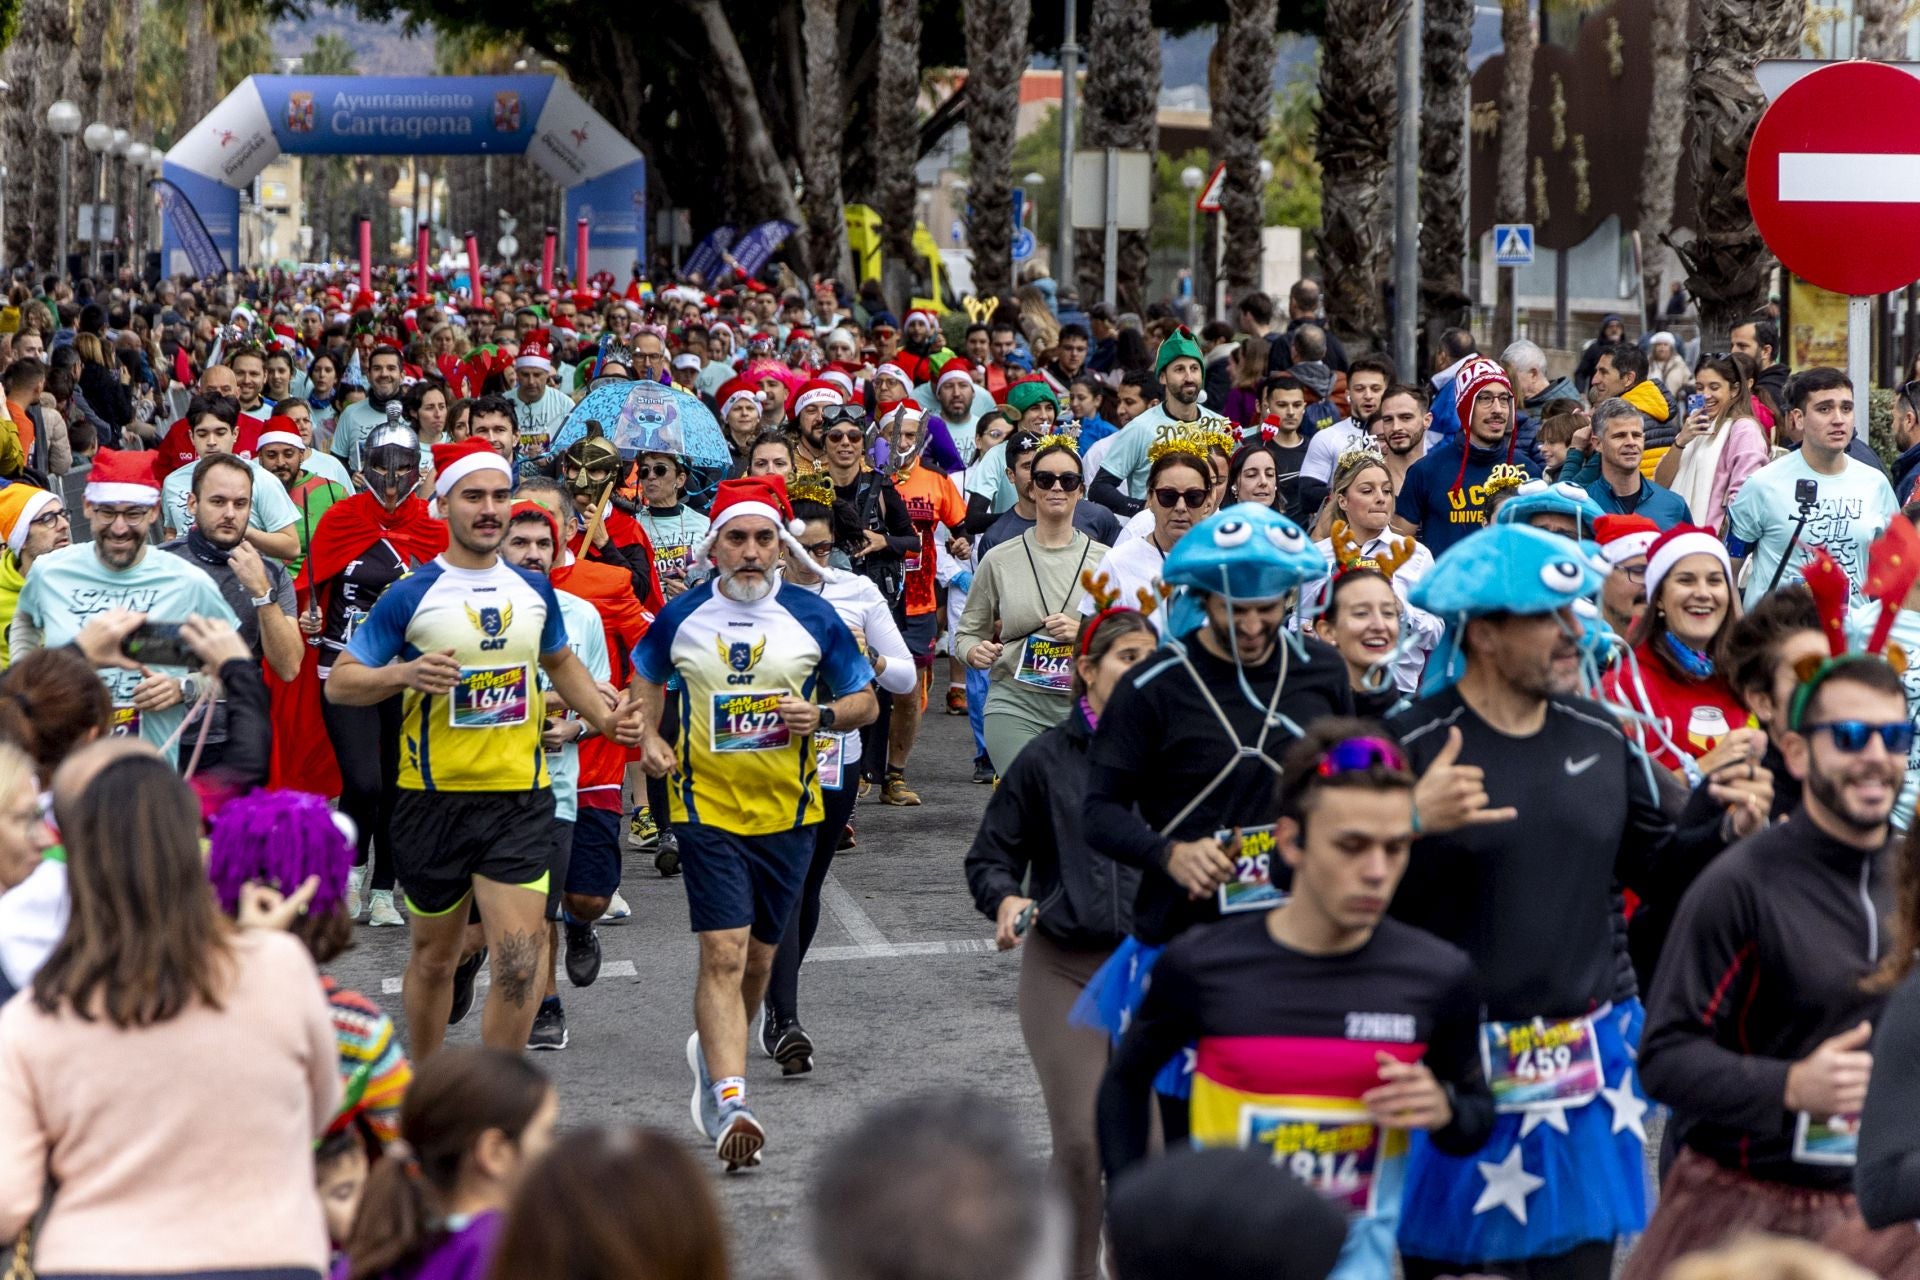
[1517,1104,1571,1137]
[1473,1144,1545,1225]
[1601,1071,1649,1142]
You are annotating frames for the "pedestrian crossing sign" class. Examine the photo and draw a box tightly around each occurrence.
[1494,224,1535,267]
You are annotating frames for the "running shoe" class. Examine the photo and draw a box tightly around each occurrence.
[756,1004,774,1059]
[972,757,996,785]
[945,685,966,715]
[857,776,872,800]
[448,947,488,1026]
[628,806,660,851]
[687,1031,718,1140]
[367,890,403,927]
[654,830,681,878]
[771,1021,815,1076]
[599,890,632,922]
[345,864,366,921]
[527,998,568,1050]
[838,822,857,851]
[715,1105,765,1171]
[881,772,921,806]
[564,921,601,987]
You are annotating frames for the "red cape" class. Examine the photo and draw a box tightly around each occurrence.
[568,508,665,617]
[267,642,341,797]
[306,493,448,588]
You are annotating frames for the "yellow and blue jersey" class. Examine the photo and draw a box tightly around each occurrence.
[632,579,874,836]
[346,556,569,793]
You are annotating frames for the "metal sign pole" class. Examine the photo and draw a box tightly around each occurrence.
[1850,293,1871,413]
[1102,147,1118,306]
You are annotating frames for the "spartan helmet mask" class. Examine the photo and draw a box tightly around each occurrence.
[362,422,421,512]
[562,422,623,502]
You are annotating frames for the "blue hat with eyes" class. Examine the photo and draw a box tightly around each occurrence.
[1409,523,1602,696]
[1161,503,1328,639]
[1492,479,1607,537]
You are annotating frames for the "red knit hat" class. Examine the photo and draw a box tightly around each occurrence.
[515,331,553,372]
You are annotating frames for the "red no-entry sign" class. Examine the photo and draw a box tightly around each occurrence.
[1747,60,1920,297]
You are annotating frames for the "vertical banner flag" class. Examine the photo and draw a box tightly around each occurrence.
[682,225,736,283]
[541,226,557,294]
[465,231,483,305]
[728,220,798,278]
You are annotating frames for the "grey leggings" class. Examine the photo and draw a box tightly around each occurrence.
[1018,929,1115,1280]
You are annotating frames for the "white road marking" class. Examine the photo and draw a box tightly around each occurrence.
[1778,153,1920,203]
[820,873,892,950]
[381,959,637,995]
[805,938,998,962]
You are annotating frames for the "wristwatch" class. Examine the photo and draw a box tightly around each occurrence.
[818,706,837,732]
[249,591,273,608]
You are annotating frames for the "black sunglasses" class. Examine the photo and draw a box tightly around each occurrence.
[639,463,677,479]
[1153,486,1209,510]
[1804,721,1917,754]
[825,429,864,444]
[1031,471,1083,491]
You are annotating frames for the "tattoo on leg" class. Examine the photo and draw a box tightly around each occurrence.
[493,929,542,1006]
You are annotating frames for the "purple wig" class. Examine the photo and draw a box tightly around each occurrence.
[206,788,357,918]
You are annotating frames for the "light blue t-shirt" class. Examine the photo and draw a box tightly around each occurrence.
[329,398,389,470]
[540,589,610,824]
[964,441,1018,515]
[1727,450,1898,609]
[160,458,302,542]
[1094,403,1235,498]
[15,544,239,762]
[300,449,353,491]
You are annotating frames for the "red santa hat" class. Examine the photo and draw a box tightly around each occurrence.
[873,361,915,394]
[510,498,563,554]
[1645,523,1732,603]
[786,377,845,419]
[1592,514,1661,567]
[85,448,162,508]
[819,369,857,398]
[432,437,513,498]
[515,334,554,372]
[255,415,307,453]
[717,377,762,419]
[905,307,941,331]
[693,475,817,567]
[935,357,975,393]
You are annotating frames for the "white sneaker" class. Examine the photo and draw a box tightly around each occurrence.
[367,890,403,927]
[345,865,366,921]
[599,890,632,922]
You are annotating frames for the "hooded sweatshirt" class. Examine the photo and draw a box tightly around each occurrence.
[1623,378,1678,478]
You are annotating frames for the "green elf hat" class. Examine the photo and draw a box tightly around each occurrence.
[1155,325,1204,376]
[1000,378,1061,424]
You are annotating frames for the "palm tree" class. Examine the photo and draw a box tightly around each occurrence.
[2,0,77,267]
[875,0,921,310]
[300,35,359,263]
[1679,0,1805,345]
[1077,0,1158,310]
[1419,0,1473,335]
[964,0,1030,304]
[1857,0,1909,57]
[802,0,851,283]
[1316,0,1404,351]
[1490,0,1533,348]
[1636,0,1687,328]
[1216,0,1279,296]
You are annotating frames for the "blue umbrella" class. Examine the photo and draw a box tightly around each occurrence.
[552,379,731,471]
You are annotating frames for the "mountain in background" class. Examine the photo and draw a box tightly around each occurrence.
[271,9,435,76]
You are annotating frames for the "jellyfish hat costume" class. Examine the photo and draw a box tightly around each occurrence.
[1493,479,1608,540]
[1409,522,1603,699]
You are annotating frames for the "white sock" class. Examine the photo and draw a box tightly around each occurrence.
[712,1076,746,1113]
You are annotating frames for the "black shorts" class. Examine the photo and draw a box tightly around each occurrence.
[566,807,623,899]
[544,817,573,922]
[392,789,557,916]
[677,823,813,944]
[900,610,939,668]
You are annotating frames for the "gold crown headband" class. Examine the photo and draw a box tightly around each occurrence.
[1483,463,1529,498]
[1032,431,1079,455]
[1148,425,1223,465]
[1336,447,1387,474]
[787,471,836,508]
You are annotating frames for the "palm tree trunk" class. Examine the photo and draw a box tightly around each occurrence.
[1217,0,1278,296]
[2,0,72,269]
[1636,0,1688,329]
[964,0,1030,305]
[1419,0,1473,334]
[875,0,921,311]
[1680,0,1805,347]
[1317,0,1404,352]
[683,0,804,230]
[802,0,852,284]
[183,0,218,128]
[1857,0,1907,59]
[1492,0,1533,349]
[1076,0,1158,310]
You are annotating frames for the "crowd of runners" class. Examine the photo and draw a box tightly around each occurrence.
[0,261,1915,1280]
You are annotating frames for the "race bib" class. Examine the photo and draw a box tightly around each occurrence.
[450,665,530,729]
[816,733,845,789]
[517,431,550,457]
[1479,1016,1604,1112]
[111,704,141,738]
[904,548,923,573]
[654,544,692,576]
[1013,634,1074,694]
[1793,1111,1860,1166]
[1217,824,1285,914]
[1240,1103,1387,1215]
[711,690,791,752]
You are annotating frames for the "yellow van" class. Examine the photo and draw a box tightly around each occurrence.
[844,204,958,314]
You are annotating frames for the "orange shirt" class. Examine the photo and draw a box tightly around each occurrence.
[892,462,967,616]
[6,400,35,461]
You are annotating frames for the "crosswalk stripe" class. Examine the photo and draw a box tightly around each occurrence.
[380,959,638,995]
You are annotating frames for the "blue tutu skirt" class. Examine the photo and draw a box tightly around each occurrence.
[1068,935,1193,1098]
[1397,999,1649,1265]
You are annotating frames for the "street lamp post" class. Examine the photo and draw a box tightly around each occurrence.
[82,121,113,280]
[1181,166,1203,308]
[147,151,165,268]
[111,128,130,275]
[46,100,82,279]
[125,143,150,268]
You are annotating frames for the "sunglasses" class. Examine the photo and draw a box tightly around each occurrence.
[825,429,864,445]
[802,539,834,557]
[1031,471,1083,491]
[1316,736,1410,778]
[819,405,866,427]
[1804,721,1917,754]
[1153,487,1209,510]
[639,463,677,479]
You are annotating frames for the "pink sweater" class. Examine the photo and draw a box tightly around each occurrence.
[0,929,339,1274]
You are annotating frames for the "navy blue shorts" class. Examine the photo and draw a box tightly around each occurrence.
[544,817,573,921]
[899,609,939,667]
[677,823,815,943]
[566,807,623,899]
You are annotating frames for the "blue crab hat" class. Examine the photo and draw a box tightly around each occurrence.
[1162,503,1328,637]
[1493,478,1607,537]
[1409,523,1602,696]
